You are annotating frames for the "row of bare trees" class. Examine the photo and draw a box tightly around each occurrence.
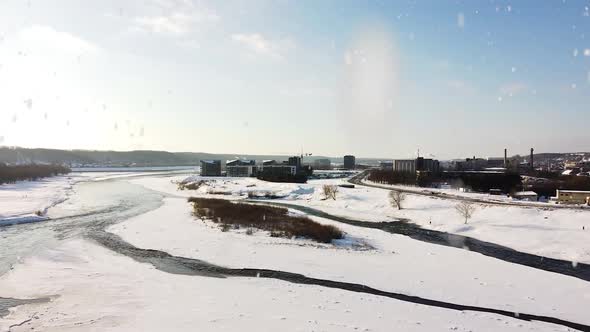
[319,185,477,224]
[0,163,71,184]
[389,189,476,223]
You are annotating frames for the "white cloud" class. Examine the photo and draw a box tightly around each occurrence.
[445,80,476,94]
[279,86,334,97]
[499,82,528,96]
[135,13,195,35]
[231,33,294,59]
[18,25,98,54]
[132,1,219,36]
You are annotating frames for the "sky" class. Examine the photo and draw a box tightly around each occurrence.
[0,0,589,160]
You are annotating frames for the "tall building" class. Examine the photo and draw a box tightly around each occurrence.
[394,157,439,173]
[343,155,356,170]
[394,159,417,173]
[200,160,221,176]
[288,156,302,171]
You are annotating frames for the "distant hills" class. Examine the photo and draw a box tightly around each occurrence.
[1,147,587,168]
[0,147,383,167]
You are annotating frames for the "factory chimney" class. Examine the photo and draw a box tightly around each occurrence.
[504,148,507,168]
[530,148,534,171]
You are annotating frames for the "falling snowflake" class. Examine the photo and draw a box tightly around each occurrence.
[511,67,517,73]
[344,51,352,65]
[24,98,32,109]
[457,13,465,28]
[571,83,577,89]
[584,49,590,56]
[573,48,579,57]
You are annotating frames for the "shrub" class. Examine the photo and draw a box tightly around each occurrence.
[455,201,476,224]
[389,190,406,210]
[188,197,343,243]
[322,185,338,200]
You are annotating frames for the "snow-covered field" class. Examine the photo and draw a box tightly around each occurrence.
[107,197,590,325]
[133,175,590,264]
[0,238,562,332]
[2,173,590,331]
[0,176,76,225]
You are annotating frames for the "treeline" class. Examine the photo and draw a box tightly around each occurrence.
[368,169,416,185]
[0,164,71,184]
[368,169,522,193]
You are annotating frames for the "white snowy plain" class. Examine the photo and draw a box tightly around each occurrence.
[1,174,590,331]
[139,175,590,264]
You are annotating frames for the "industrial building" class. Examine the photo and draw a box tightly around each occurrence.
[394,157,439,173]
[200,160,221,176]
[343,155,356,170]
[257,156,310,183]
[260,160,296,175]
[553,190,590,205]
[226,159,257,177]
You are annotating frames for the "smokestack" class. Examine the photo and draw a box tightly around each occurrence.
[530,148,534,170]
[504,148,507,168]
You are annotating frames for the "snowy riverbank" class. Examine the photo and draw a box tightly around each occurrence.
[0,176,76,226]
[130,175,590,264]
[2,173,590,331]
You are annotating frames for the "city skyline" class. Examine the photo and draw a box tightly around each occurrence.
[1,0,589,159]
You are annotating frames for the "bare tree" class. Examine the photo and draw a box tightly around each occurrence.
[455,201,476,224]
[322,184,338,200]
[389,190,406,210]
